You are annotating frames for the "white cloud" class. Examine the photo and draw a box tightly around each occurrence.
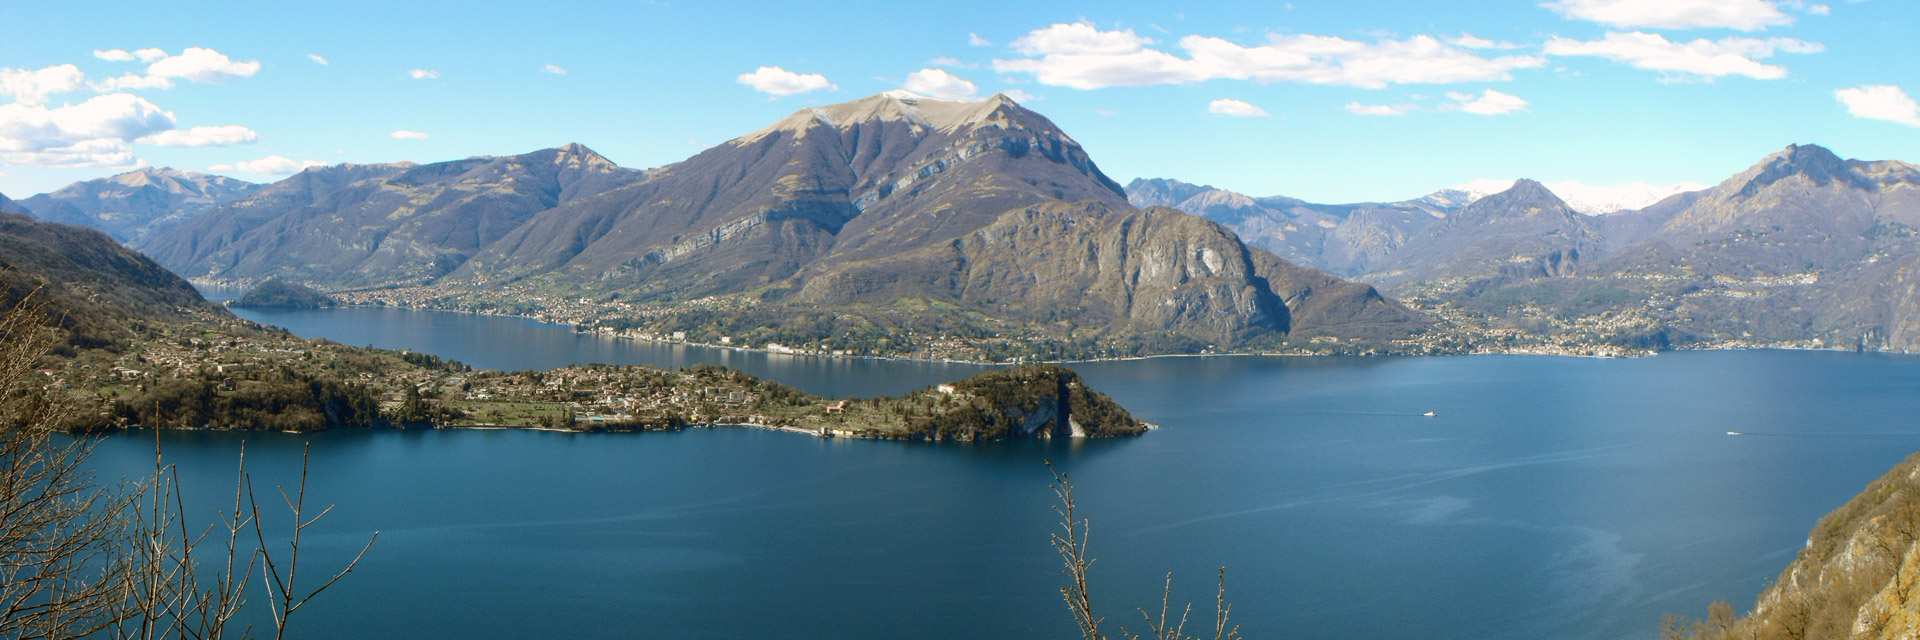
[390,129,429,140]
[94,49,135,62]
[929,56,975,68]
[1,138,138,168]
[209,155,323,175]
[407,68,440,80]
[133,48,167,62]
[136,124,259,147]
[1543,31,1821,80]
[92,47,262,91]
[1344,102,1414,116]
[902,68,978,100]
[1835,84,1920,127]
[540,63,567,75]
[1207,98,1269,117]
[308,54,329,65]
[993,22,1545,90]
[1542,0,1794,30]
[969,32,992,46]
[1449,89,1529,114]
[0,64,87,106]
[1002,88,1041,102]
[0,93,176,153]
[1447,33,1521,50]
[736,66,835,96]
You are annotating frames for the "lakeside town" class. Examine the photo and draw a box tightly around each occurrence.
[45,304,1145,439]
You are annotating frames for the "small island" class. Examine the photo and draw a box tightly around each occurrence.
[228,278,337,309]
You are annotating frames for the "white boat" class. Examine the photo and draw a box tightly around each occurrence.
[1726,431,1741,435]
[1422,411,1436,417]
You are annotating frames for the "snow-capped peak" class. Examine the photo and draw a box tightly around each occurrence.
[1431,179,1709,215]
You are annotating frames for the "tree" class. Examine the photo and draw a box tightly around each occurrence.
[1048,462,1240,640]
[0,293,373,639]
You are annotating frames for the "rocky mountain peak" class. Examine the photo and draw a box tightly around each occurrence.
[1476,178,1572,214]
[740,91,1047,144]
[1732,143,1867,198]
[552,142,617,171]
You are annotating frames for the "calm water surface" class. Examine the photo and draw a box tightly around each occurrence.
[80,298,1920,639]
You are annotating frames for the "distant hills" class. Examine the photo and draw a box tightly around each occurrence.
[16,91,1920,356]
[107,91,1423,353]
[20,168,260,243]
[141,145,641,288]
[1141,143,1920,352]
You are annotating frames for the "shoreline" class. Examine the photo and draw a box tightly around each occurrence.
[199,279,1892,367]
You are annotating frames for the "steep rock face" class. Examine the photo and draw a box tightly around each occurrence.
[141,145,640,286]
[793,200,1427,344]
[455,92,1129,297]
[796,202,1288,343]
[22,168,260,243]
[1366,179,1604,290]
[1250,251,1430,340]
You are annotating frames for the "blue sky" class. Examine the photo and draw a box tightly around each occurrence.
[2,0,1915,203]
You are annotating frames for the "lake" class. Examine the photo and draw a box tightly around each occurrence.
[77,300,1920,639]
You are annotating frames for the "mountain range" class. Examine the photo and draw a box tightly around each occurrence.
[15,89,1920,356]
[1140,143,1920,351]
[18,168,261,243]
[98,91,1425,352]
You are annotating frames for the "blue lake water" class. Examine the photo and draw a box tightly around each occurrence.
[77,299,1920,639]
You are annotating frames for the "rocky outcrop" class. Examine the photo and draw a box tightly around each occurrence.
[229,278,337,309]
[1675,452,1920,639]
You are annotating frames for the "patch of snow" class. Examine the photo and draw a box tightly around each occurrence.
[1426,179,1709,215]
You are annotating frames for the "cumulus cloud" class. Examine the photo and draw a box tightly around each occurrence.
[1449,89,1529,114]
[1343,102,1414,116]
[0,93,176,153]
[133,48,167,62]
[407,69,440,80]
[902,68,979,100]
[1543,31,1821,80]
[0,94,177,167]
[736,66,835,96]
[136,124,260,147]
[1,138,138,168]
[1542,0,1794,30]
[308,54,329,65]
[969,32,992,46]
[208,155,323,175]
[1207,98,1269,117]
[0,64,87,106]
[93,47,263,91]
[540,63,567,75]
[94,49,135,62]
[992,22,1545,90]
[390,129,429,140]
[1835,84,1920,127]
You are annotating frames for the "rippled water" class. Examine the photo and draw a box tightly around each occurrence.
[78,298,1920,639]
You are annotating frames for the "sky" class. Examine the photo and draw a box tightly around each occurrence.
[1,0,1916,203]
